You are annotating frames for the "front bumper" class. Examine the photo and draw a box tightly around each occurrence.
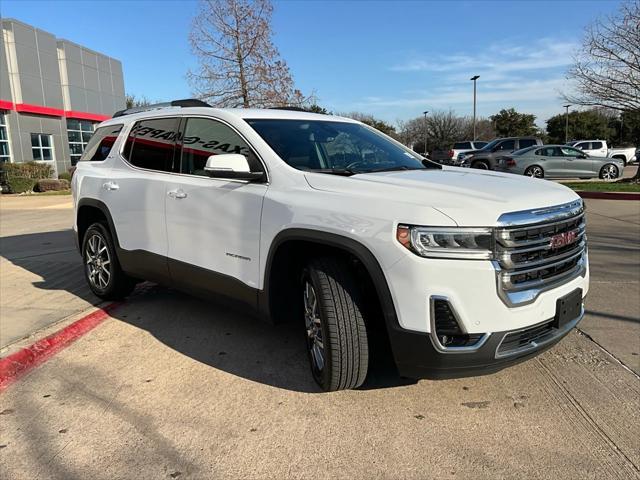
[388,306,584,379]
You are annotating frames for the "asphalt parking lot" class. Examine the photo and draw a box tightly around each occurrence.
[0,193,639,479]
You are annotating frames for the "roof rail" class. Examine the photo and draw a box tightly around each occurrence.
[112,98,211,118]
[268,106,307,112]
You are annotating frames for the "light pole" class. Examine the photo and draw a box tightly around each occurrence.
[563,104,571,143]
[423,110,429,157]
[470,75,480,140]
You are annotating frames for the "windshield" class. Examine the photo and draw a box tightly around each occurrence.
[478,139,501,151]
[246,119,434,174]
[512,146,538,156]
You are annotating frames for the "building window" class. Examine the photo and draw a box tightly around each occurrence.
[0,113,10,163]
[31,133,54,161]
[67,119,95,165]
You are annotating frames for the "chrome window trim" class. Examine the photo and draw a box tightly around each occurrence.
[496,199,584,228]
[116,114,270,184]
[429,295,491,354]
[495,305,584,359]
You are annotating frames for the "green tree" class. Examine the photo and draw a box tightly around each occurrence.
[490,108,537,137]
[609,109,640,147]
[305,104,329,114]
[546,110,611,144]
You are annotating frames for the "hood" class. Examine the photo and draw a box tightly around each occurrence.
[304,167,580,226]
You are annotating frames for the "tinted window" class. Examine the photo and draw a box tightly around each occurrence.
[512,146,537,156]
[576,142,590,150]
[454,142,472,149]
[247,119,428,173]
[591,141,603,149]
[537,147,561,156]
[124,118,180,172]
[498,140,516,151]
[473,141,488,149]
[519,139,537,149]
[79,125,122,162]
[178,117,261,176]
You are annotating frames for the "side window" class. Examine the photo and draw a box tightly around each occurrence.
[560,147,580,157]
[79,125,123,162]
[123,117,180,172]
[576,142,590,150]
[454,142,471,149]
[178,117,261,176]
[519,139,537,149]
[499,140,515,151]
[592,141,603,149]
[538,147,559,156]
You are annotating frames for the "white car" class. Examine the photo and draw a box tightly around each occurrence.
[567,140,636,165]
[73,101,589,391]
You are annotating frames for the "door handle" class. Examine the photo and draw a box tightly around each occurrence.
[102,181,119,191]
[167,189,187,199]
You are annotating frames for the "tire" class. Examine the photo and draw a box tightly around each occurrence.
[302,257,369,391]
[524,165,544,178]
[82,222,136,300]
[599,163,619,180]
[471,160,489,170]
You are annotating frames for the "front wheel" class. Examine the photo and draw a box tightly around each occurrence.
[599,163,619,180]
[524,165,544,178]
[82,223,137,300]
[302,257,369,391]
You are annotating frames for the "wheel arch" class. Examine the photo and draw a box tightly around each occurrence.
[77,198,120,252]
[260,229,399,331]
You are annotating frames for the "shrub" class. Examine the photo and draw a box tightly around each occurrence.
[58,171,72,182]
[1,161,54,180]
[8,177,37,194]
[34,178,70,192]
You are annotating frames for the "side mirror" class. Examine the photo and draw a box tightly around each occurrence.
[204,154,264,181]
[578,153,587,159]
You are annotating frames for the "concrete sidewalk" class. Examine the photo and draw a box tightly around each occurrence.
[0,195,100,349]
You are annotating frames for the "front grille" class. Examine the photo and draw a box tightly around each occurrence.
[497,320,555,357]
[495,208,586,305]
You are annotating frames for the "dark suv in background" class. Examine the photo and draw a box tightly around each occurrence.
[459,137,543,170]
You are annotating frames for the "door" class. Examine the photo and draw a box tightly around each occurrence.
[165,116,268,299]
[559,146,595,177]
[107,116,181,278]
[534,146,564,177]
[590,141,607,157]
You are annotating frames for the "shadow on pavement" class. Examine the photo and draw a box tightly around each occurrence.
[2,229,414,393]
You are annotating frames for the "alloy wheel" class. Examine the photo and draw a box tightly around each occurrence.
[601,164,618,180]
[526,166,543,178]
[303,281,325,372]
[85,234,111,290]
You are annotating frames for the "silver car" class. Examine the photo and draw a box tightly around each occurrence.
[495,145,625,180]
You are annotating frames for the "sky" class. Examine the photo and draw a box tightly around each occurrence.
[1,0,621,126]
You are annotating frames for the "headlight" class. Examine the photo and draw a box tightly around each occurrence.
[396,225,494,259]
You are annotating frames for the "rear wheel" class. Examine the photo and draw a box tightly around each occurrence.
[302,257,369,391]
[599,163,619,180]
[524,165,544,178]
[471,160,489,170]
[82,223,136,300]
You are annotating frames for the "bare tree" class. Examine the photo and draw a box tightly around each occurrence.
[564,0,640,111]
[189,0,306,107]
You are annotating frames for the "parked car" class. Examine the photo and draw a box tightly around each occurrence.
[459,137,543,169]
[429,141,488,166]
[496,145,625,179]
[73,100,589,391]
[567,140,636,166]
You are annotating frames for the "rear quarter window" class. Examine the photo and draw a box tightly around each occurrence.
[78,124,123,162]
[454,142,472,149]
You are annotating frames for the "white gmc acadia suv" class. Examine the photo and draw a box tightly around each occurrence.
[72,100,589,391]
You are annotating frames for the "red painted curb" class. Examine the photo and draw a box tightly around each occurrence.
[0,303,120,392]
[576,190,640,201]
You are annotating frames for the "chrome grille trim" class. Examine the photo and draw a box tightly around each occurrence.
[495,306,584,358]
[494,200,587,307]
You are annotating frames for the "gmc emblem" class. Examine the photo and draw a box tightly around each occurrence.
[550,231,577,249]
